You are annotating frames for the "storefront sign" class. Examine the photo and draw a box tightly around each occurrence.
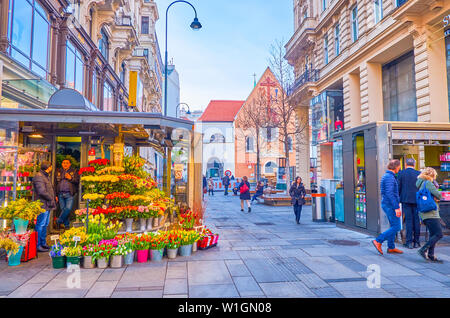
[88,148,96,156]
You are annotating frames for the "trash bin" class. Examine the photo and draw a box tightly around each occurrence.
[311,193,326,222]
[330,194,336,223]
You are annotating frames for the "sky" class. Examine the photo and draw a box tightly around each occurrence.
[155,0,294,111]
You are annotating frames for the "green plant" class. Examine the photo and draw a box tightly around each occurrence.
[0,199,45,221]
[62,246,82,257]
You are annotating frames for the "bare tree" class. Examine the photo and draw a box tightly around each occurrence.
[268,39,308,192]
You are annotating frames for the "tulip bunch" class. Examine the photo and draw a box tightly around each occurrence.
[179,210,196,230]
[62,245,82,257]
[106,192,131,207]
[88,158,110,168]
[179,230,201,246]
[149,232,168,250]
[133,234,152,251]
[59,227,87,247]
[96,166,125,175]
[92,243,115,262]
[166,230,182,249]
[78,167,95,176]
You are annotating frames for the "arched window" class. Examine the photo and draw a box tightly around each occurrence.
[245,136,254,152]
[99,28,109,60]
[8,0,50,78]
[210,133,225,143]
[119,62,126,84]
[265,161,277,174]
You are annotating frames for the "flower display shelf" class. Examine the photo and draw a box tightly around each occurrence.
[197,234,219,250]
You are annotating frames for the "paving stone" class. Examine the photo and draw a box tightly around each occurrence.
[232,276,264,296]
[311,287,343,298]
[243,258,298,283]
[299,257,361,280]
[225,260,251,277]
[349,255,421,277]
[85,281,118,298]
[97,268,125,282]
[329,281,395,298]
[163,294,188,298]
[111,290,163,298]
[189,284,239,298]
[413,269,450,283]
[164,279,188,295]
[7,282,45,298]
[259,282,316,298]
[187,261,233,285]
[296,273,329,289]
[388,275,446,289]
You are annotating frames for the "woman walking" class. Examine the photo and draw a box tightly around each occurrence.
[416,167,444,263]
[238,176,251,213]
[289,177,306,224]
[207,177,214,196]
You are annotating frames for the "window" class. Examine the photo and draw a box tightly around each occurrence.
[99,28,109,60]
[8,0,50,78]
[245,136,254,152]
[141,16,149,34]
[210,133,225,143]
[303,10,308,20]
[103,81,114,111]
[396,0,408,7]
[119,62,126,84]
[322,0,327,12]
[264,161,277,174]
[324,35,329,65]
[382,51,417,122]
[374,0,383,24]
[65,41,84,93]
[92,70,98,106]
[334,24,340,57]
[264,127,276,142]
[351,5,359,42]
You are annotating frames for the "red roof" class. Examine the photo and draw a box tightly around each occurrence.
[198,100,245,122]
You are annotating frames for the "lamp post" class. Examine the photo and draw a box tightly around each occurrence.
[164,1,202,116]
[176,102,191,118]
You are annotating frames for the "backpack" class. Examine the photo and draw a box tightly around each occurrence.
[416,180,437,213]
[240,183,249,194]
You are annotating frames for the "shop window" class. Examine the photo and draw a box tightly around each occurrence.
[245,136,254,152]
[351,5,358,42]
[374,0,383,24]
[99,28,109,61]
[8,0,50,79]
[141,16,149,34]
[65,41,84,93]
[353,133,367,228]
[382,51,417,122]
[103,81,114,111]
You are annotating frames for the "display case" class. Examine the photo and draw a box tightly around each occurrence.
[353,133,367,228]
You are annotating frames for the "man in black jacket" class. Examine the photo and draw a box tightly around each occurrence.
[398,158,421,248]
[32,161,56,252]
[222,174,230,196]
[55,159,79,229]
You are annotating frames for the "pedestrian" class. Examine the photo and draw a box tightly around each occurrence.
[238,176,251,213]
[202,175,207,199]
[251,181,264,204]
[372,159,403,255]
[32,161,56,252]
[416,167,444,263]
[55,159,79,229]
[207,177,214,196]
[289,177,306,224]
[397,158,421,249]
[222,174,230,196]
[232,178,240,196]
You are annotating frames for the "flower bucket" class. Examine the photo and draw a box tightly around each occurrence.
[13,218,29,235]
[110,255,124,268]
[97,257,109,269]
[136,249,148,263]
[150,249,163,261]
[192,242,198,253]
[82,256,95,269]
[152,217,159,227]
[146,218,154,231]
[8,246,24,266]
[167,248,178,259]
[124,251,135,265]
[179,244,192,257]
[66,256,81,267]
[52,256,66,269]
[125,218,133,233]
[139,218,147,232]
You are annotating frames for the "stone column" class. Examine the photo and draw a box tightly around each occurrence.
[0,0,10,53]
[50,15,61,86]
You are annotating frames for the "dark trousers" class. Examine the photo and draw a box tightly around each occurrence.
[422,218,443,258]
[232,188,238,195]
[208,189,214,196]
[224,185,229,195]
[403,203,420,245]
[293,203,303,222]
[251,193,262,202]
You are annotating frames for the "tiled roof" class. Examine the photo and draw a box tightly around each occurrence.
[198,100,245,122]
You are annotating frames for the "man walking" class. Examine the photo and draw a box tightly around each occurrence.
[32,161,56,252]
[398,158,421,249]
[222,174,230,196]
[55,159,79,229]
[372,159,403,255]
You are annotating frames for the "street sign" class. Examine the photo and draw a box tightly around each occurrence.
[225,170,232,177]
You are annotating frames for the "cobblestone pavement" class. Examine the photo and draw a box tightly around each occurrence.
[1,194,450,298]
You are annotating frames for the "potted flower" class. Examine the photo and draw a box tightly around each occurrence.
[0,234,21,267]
[60,227,87,247]
[82,244,97,269]
[62,246,82,266]
[0,199,45,234]
[133,234,151,263]
[49,242,66,269]
[122,206,138,232]
[116,233,136,265]
[149,232,167,262]
[5,231,30,266]
[179,231,200,257]
[92,243,115,269]
[166,231,181,259]
[110,245,129,268]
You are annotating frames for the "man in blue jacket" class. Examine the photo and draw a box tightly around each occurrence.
[372,159,403,255]
[397,158,421,249]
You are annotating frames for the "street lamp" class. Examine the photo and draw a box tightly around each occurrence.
[164,1,202,116]
[176,102,191,118]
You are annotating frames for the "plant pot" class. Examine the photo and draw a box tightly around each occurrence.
[192,241,198,253]
[146,218,154,231]
[149,249,163,261]
[124,251,135,265]
[179,244,192,257]
[97,257,109,269]
[167,248,178,259]
[153,217,159,227]
[13,218,29,235]
[125,218,134,233]
[66,256,81,267]
[52,256,66,269]
[8,246,24,266]
[82,256,95,269]
[110,255,124,268]
[139,218,147,232]
[136,249,149,263]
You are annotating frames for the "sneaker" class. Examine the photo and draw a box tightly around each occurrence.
[417,247,428,260]
[248,207,251,213]
[387,248,403,254]
[37,246,49,253]
[427,256,443,263]
[240,209,244,212]
[372,240,383,255]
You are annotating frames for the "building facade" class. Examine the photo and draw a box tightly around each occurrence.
[286,0,450,234]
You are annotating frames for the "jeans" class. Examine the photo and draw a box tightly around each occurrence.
[403,203,420,245]
[224,185,229,195]
[36,210,51,247]
[208,189,214,196]
[293,203,303,223]
[57,192,74,227]
[376,204,401,249]
[422,218,443,258]
[251,193,262,202]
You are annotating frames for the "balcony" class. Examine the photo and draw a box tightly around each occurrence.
[287,69,320,97]
[115,15,133,27]
[392,0,445,21]
[285,18,317,63]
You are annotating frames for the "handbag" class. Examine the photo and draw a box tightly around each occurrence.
[416,180,437,213]
[240,183,249,194]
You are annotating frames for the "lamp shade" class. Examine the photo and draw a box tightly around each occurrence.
[190,17,202,30]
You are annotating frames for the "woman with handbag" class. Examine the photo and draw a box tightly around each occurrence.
[289,177,306,224]
[238,176,251,213]
[416,167,443,263]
